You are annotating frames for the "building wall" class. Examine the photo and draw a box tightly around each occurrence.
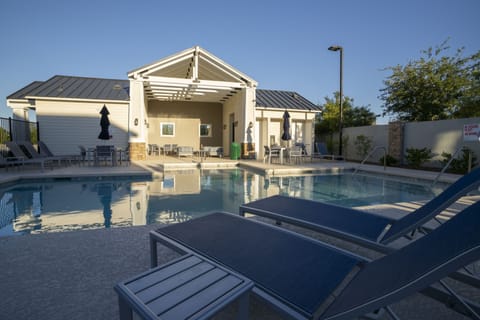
[35,99,129,155]
[255,108,317,157]
[147,100,223,150]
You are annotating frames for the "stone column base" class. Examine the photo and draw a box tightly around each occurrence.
[129,142,146,161]
[241,142,256,159]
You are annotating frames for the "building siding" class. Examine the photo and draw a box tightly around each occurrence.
[35,100,129,155]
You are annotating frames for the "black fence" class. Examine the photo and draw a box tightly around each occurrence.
[0,117,39,156]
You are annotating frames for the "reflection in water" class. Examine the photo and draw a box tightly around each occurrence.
[0,170,446,237]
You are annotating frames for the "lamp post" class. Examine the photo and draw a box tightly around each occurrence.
[328,45,343,156]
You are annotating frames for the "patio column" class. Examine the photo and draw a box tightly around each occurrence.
[241,87,256,159]
[128,79,147,160]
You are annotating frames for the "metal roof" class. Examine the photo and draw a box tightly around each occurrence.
[8,76,320,112]
[256,89,321,111]
[7,81,44,100]
[12,75,130,101]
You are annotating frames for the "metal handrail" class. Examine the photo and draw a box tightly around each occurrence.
[432,146,463,186]
[353,146,387,175]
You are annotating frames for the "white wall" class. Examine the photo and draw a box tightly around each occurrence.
[340,117,480,166]
[35,99,129,155]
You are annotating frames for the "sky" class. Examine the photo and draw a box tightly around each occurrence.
[1,0,479,124]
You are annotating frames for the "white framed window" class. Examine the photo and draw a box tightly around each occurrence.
[200,124,212,137]
[160,122,175,137]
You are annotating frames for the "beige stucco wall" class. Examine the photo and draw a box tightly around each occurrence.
[34,99,129,155]
[255,108,316,157]
[147,100,223,150]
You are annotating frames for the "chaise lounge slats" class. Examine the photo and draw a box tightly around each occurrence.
[322,199,480,319]
[240,166,480,252]
[240,195,392,242]
[149,202,480,319]
[153,212,365,319]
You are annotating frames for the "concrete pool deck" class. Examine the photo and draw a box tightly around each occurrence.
[0,159,478,319]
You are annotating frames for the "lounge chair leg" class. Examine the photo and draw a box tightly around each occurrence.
[150,236,158,268]
[236,291,250,320]
[118,296,133,320]
[438,279,480,319]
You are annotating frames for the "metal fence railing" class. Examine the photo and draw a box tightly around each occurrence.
[0,117,39,156]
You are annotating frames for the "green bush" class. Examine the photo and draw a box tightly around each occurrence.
[441,147,478,174]
[405,147,433,168]
[354,135,372,158]
[379,154,398,166]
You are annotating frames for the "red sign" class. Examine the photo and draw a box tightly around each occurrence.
[464,124,480,142]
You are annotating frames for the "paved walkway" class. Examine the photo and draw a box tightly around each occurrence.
[0,158,477,319]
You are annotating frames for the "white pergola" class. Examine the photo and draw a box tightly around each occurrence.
[128,46,257,103]
[127,46,258,158]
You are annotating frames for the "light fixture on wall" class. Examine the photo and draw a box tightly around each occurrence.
[248,121,253,128]
[134,118,138,126]
[144,119,149,128]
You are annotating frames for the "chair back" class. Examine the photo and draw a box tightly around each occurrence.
[6,141,29,158]
[17,141,42,159]
[316,142,329,155]
[323,200,480,318]
[96,145,114,157]
[381,166,480,243]
[264,145,270,155]
[38,141,54,157]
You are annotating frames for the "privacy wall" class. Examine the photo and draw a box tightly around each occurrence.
[340,117,480,168]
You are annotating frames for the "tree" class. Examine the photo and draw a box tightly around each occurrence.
[315,92,376,135]
[380,40,480,121]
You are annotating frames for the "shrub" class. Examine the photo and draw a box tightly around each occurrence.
[405,147,433,168]
[354,135,372,158]
[379,154,398,166]
[440,147,478,174]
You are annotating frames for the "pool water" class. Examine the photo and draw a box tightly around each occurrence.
[0,169,448,237]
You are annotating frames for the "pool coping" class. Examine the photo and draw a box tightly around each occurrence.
[0,159,462,188]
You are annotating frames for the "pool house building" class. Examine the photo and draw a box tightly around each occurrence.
[6,46,321,160]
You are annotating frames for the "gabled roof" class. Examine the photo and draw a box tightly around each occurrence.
[256,89,321,111]
[128,46,257,103]
[128,46,257,86]
[9,75,129,102]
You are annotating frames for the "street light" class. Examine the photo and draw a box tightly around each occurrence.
[328,45,343,156]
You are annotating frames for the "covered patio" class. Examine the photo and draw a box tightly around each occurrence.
[127,46,257,161]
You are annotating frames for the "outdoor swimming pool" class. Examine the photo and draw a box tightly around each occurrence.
[0,168,448,237]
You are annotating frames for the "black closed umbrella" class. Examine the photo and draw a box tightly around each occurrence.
[98,105,111,140]
[281,111,291,141]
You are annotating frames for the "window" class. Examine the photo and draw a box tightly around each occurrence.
[160,123,175,137]
[200,124,212,137]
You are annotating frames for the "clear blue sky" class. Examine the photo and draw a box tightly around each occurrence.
[1,0,479,123]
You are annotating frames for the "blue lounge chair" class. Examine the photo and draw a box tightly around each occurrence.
[16,141,64,166]
[38,141,80,164]
[312,142,344,160]
[5,141,54,171]
[240,166,480,253]
[150,202,480,320]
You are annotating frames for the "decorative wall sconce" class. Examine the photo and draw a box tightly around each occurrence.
[223,124,227,130]
[248,121,253,128]
[136,202,141,210]
[144,119,149,128]
[134,118,138,126]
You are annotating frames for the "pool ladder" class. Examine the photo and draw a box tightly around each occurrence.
[431,146,464,186]
[353,146,387,175]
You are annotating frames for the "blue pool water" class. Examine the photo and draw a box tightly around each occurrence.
[0,169,448,237]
